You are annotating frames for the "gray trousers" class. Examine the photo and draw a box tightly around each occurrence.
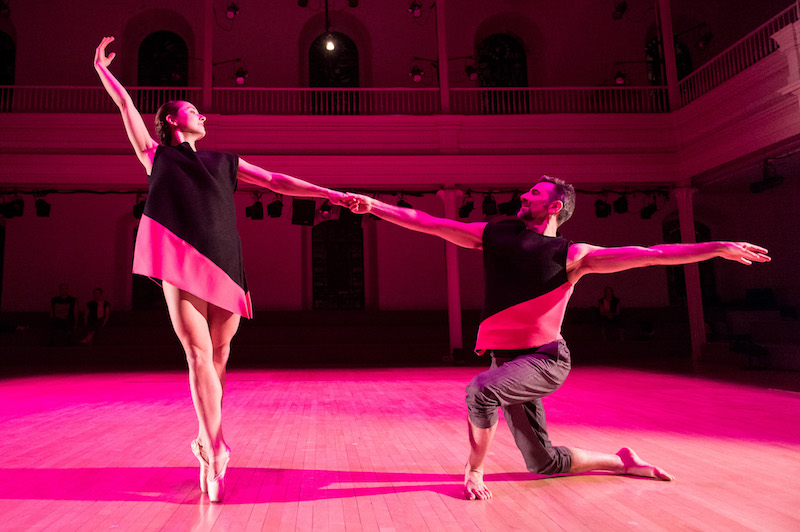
[465,339,572,476]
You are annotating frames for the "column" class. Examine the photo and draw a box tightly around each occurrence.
[437,188,463,361]
[435,0,450,113]
[656,0,680,110]
[673,187,705,370]
[202,0,213,110]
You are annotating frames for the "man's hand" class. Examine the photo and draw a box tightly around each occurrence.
[328,190,359,210]
[345,193,375,215]
[718,242,770,265]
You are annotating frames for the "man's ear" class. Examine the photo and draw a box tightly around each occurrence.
[549,200,563,215]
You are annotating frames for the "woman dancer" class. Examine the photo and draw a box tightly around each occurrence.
[94,36,352,502]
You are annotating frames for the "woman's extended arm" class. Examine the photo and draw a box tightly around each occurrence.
[94,36,157,171]
[237,159,354,206]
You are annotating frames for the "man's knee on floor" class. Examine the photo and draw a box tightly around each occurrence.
[524,446,571,476]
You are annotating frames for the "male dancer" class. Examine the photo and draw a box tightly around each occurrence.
[347,176,770,500]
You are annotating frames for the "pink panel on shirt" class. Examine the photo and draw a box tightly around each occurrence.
[133,215,253,319]
[475,282,574,355]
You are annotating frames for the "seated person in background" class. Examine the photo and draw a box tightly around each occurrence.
[598,286,623,342]
[81,288,110,345]
[50,283,78,345]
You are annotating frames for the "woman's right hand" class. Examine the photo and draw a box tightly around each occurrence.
[94,36,116,69]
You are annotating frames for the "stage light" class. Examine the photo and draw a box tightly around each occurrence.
[267,198,283,218]
[499,191,522,216]
[397,194,412,209]
[409,0,423,18]
[613,195,628,214]
[640,200,658,219]
[612,0,627,20]
[594,199,611,218]
[465,65,478,82]
[225,2,239,20]
[482,193,498,216]
[234,67,248,85]
[246,199,264,220]
[613,71,626,86]
[349,0,359,6]
[319,199,333,219]
[458,193,475,218]
[410,65,424,83]
[298,0,308,6]
[35,198,51,218]
[2,198,23,218]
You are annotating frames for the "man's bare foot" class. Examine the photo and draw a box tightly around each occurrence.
[616,448,674,481]
[464,466,493,500]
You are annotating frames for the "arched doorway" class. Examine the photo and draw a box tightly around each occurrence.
[311,219,364,310]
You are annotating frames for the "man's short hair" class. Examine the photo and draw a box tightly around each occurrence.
[537,175,576,226]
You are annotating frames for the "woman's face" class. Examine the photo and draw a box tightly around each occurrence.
[169,101,206,139]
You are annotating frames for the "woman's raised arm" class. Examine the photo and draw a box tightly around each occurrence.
[94,36,157,172]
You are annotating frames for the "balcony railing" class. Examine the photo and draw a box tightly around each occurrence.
[0,86,204,114]
[452,86,669,114]
[678,4,798,106]
[212,87,441,115]
[0,85,668,115]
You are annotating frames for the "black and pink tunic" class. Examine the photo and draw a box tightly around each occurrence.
[133,143,253,318]
[475,219,573,354]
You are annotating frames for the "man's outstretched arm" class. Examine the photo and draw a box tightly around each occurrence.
[349,193,486,250]
[567,241,770,284]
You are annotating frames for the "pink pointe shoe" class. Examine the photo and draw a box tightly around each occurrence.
[190,438,210,494]
[207,447,230,503]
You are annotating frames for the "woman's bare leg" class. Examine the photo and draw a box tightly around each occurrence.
[208,304,240,403]
[162,282,227,477]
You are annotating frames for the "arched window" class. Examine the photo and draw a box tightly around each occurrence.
[663,220,717,305]
[137,31,188,87]
[312,219,365,310]
[477,34,528,88]
[0,31,14,112]
[646,37,692,85]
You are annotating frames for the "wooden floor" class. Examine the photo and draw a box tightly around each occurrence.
[1,365,799,531]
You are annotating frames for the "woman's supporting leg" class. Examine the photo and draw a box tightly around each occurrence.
[162,283,226,476]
